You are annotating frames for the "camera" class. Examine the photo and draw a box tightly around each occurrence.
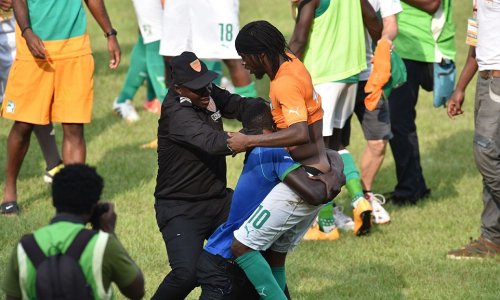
[90,203,110,229]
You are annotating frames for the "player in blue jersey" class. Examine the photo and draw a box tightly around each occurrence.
[197,101,345,299]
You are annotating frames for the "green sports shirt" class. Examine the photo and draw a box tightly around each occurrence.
[2,219,141,299]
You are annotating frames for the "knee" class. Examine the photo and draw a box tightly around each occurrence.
[62,124,84,140]
[11,122,34,140]
[367,140,387,156]
[231,239,249,258]
[170,265,198,287]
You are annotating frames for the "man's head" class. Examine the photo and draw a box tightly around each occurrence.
[170,51,218,109]
[235,20,291,79]
[52,164,103,215]
[240,100,275,135]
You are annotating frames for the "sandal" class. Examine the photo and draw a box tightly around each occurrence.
[1,201,19,215]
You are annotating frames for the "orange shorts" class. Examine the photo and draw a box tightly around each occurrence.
[1,54,94,125]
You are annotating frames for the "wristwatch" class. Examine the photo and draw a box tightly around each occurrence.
[104,28,117,38]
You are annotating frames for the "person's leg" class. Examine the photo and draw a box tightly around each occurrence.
[197,251,234,300]
[33,123,62,170]
[153,213,207,300]
[233,183,319,299]
[153,195,231,299]
[448,76,500,259]
[223,59,257,97]
[2,121,34,206]
[61,123,85,164]
[388,59,429,203]
[473,77,500,246]
[354,81,392,192]
[144,40,168,102]
[116,33,148,104]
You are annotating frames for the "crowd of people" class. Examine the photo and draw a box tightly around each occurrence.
[1,0,499,299]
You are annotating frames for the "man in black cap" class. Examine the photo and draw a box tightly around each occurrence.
[152,51,263,299]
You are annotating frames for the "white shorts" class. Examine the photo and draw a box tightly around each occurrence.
[233,183,322,253]
[0,18,15,103]
[160,0,240,59]
[316,82,358,136]
[132,0,163,44]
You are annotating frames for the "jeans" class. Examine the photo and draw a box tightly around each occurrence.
[474,76,500,245]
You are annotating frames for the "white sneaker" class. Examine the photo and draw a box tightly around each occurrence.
[113,98,140,122]
[333,206,355,231]
[365,192,391,224]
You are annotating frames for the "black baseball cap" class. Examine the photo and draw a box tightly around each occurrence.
[170,52,218,90]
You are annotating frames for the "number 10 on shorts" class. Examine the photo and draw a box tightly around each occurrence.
[218,23,234,42]
[247,205,271,229]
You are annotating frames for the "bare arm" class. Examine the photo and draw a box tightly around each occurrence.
[447,46,477,118]
[402,0,441,14]
[361,0,382,42]
[289,0,317,60]
[382,15,398,41]
[84,0,121,69]
[284,149,345,205]
[227,122,310,154]
[12,0,47,59]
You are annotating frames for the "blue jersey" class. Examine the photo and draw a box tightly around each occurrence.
[204,147,300,259]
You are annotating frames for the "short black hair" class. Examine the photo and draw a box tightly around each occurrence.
[235,20,292,75]
[241,100,274,135]
[52,164,103,215]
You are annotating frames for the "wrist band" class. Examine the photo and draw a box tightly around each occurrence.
[21,26,31,37]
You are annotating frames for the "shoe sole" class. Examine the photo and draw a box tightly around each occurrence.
[112,110,139,123]
[446,254,485,260]
[355,211,372,236]
[43,175,52,184]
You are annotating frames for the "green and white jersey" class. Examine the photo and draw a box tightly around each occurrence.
[302,0,366,84]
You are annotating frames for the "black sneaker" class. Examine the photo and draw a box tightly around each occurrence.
[386,189,431,206]
[1,201,19,215]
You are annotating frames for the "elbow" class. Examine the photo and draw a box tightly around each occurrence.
[121,274,145,300]
[303,191,326,206]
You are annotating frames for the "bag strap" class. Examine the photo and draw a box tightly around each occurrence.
[20,234,47,268]
[65,229,97,261]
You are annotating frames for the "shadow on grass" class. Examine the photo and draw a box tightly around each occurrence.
[377,128,476,209]
[292,263,406,299]
[92,142,157,200]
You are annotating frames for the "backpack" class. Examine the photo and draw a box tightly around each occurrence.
[20,229,97,300]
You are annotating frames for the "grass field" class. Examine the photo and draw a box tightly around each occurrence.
[1,1,500,299]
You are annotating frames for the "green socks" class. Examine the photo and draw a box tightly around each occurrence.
[235,251,287,299]
[339,149,364,204]
[235,81,258,97]
[318,202,336,233]
[271,266,286,291]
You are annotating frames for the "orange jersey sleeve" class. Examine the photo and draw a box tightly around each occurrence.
[270,77,309,128]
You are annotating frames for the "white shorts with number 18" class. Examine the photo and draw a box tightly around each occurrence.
[160,0,240,59]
